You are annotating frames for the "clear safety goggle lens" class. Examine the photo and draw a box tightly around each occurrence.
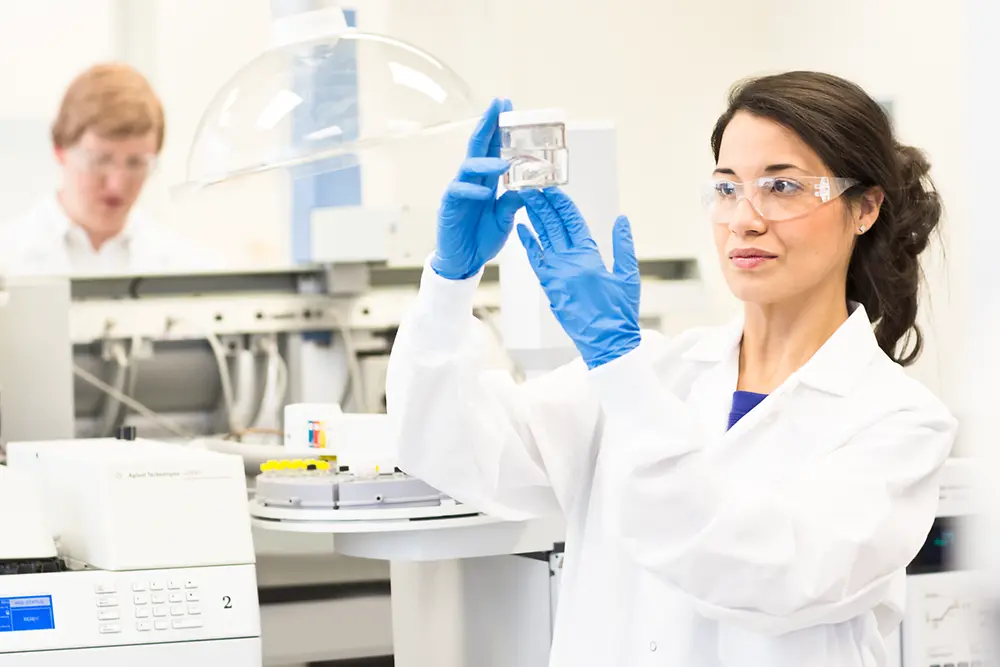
[68,148,158,178]
[701,175,860,223]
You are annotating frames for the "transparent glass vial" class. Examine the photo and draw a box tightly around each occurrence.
[499,108,569,190]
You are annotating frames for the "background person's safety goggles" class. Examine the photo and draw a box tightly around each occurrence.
[701,175,860,223]
[67,147,158,180]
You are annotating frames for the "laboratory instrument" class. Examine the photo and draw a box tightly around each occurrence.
[0,278,75,444]
[0,465,59,571]
[256,459,446,511]
[252,409,470,521]
[0,437,260,666]
[499,108,569,191]
[65,246,703,444]
[886,457,983,667]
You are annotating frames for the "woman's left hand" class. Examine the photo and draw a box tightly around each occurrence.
[517,188,642,370]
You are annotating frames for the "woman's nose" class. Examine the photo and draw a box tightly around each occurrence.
[728,197,767,236]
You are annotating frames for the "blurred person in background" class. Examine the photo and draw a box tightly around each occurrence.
[0,63,209,276]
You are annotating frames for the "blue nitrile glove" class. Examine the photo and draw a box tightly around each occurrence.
[430,98,525,280]
[516,188,642,370]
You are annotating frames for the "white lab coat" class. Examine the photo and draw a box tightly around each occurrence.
[0,195,213,276]
[385,264,957,667]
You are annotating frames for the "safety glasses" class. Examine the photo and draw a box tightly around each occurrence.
[701,175,860,223]
[66,147,158,180]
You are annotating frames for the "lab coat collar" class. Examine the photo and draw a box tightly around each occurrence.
[45,193,141,244]
[682,301,881,396]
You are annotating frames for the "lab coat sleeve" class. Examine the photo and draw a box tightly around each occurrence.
[385,262,601,521]
[590,341,957,636]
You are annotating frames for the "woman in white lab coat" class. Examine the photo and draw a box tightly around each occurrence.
[0,63,208,276]
[385,71,956,666]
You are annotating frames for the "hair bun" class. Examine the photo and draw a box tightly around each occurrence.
[893,143,939,257]
[896,143,932,185]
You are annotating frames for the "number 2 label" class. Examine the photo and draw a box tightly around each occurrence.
[223,596,232,609]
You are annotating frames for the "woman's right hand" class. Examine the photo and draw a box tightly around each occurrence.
[430,98,525,280]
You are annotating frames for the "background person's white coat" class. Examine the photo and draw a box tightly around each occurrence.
[0,195,214,276]
[385,263,958,667]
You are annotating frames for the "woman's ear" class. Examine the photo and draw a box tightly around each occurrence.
[856,187,885,234]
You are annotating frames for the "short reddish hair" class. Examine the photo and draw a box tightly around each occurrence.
[51,63,165,152]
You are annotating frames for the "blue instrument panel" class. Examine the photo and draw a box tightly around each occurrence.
[0,596,55,632]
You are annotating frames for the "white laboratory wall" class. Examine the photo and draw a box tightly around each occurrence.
[963,0,1000,595]
[141,0,284,267]
[0,0,117,223]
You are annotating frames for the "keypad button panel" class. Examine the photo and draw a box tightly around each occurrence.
[95,577,203,634]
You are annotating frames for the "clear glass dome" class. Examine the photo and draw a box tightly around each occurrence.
[181,29,480,189]
[168,11,483,269]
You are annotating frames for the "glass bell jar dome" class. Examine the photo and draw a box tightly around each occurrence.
[172,0,482,267]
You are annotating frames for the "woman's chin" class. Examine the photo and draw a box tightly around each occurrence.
[725,274,783,305]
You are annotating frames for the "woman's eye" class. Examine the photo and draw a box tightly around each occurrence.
[715,181,737,197]
[770,178,803,195]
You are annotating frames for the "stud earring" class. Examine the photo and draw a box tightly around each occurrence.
[858,225,866,234]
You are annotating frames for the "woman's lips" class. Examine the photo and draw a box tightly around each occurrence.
[729,255,776,270]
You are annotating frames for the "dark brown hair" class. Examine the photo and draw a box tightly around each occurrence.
[710,71,941,366]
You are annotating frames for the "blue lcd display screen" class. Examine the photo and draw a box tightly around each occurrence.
[0,596,55,632]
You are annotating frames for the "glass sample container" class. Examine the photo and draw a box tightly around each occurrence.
[499,109,568,191]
